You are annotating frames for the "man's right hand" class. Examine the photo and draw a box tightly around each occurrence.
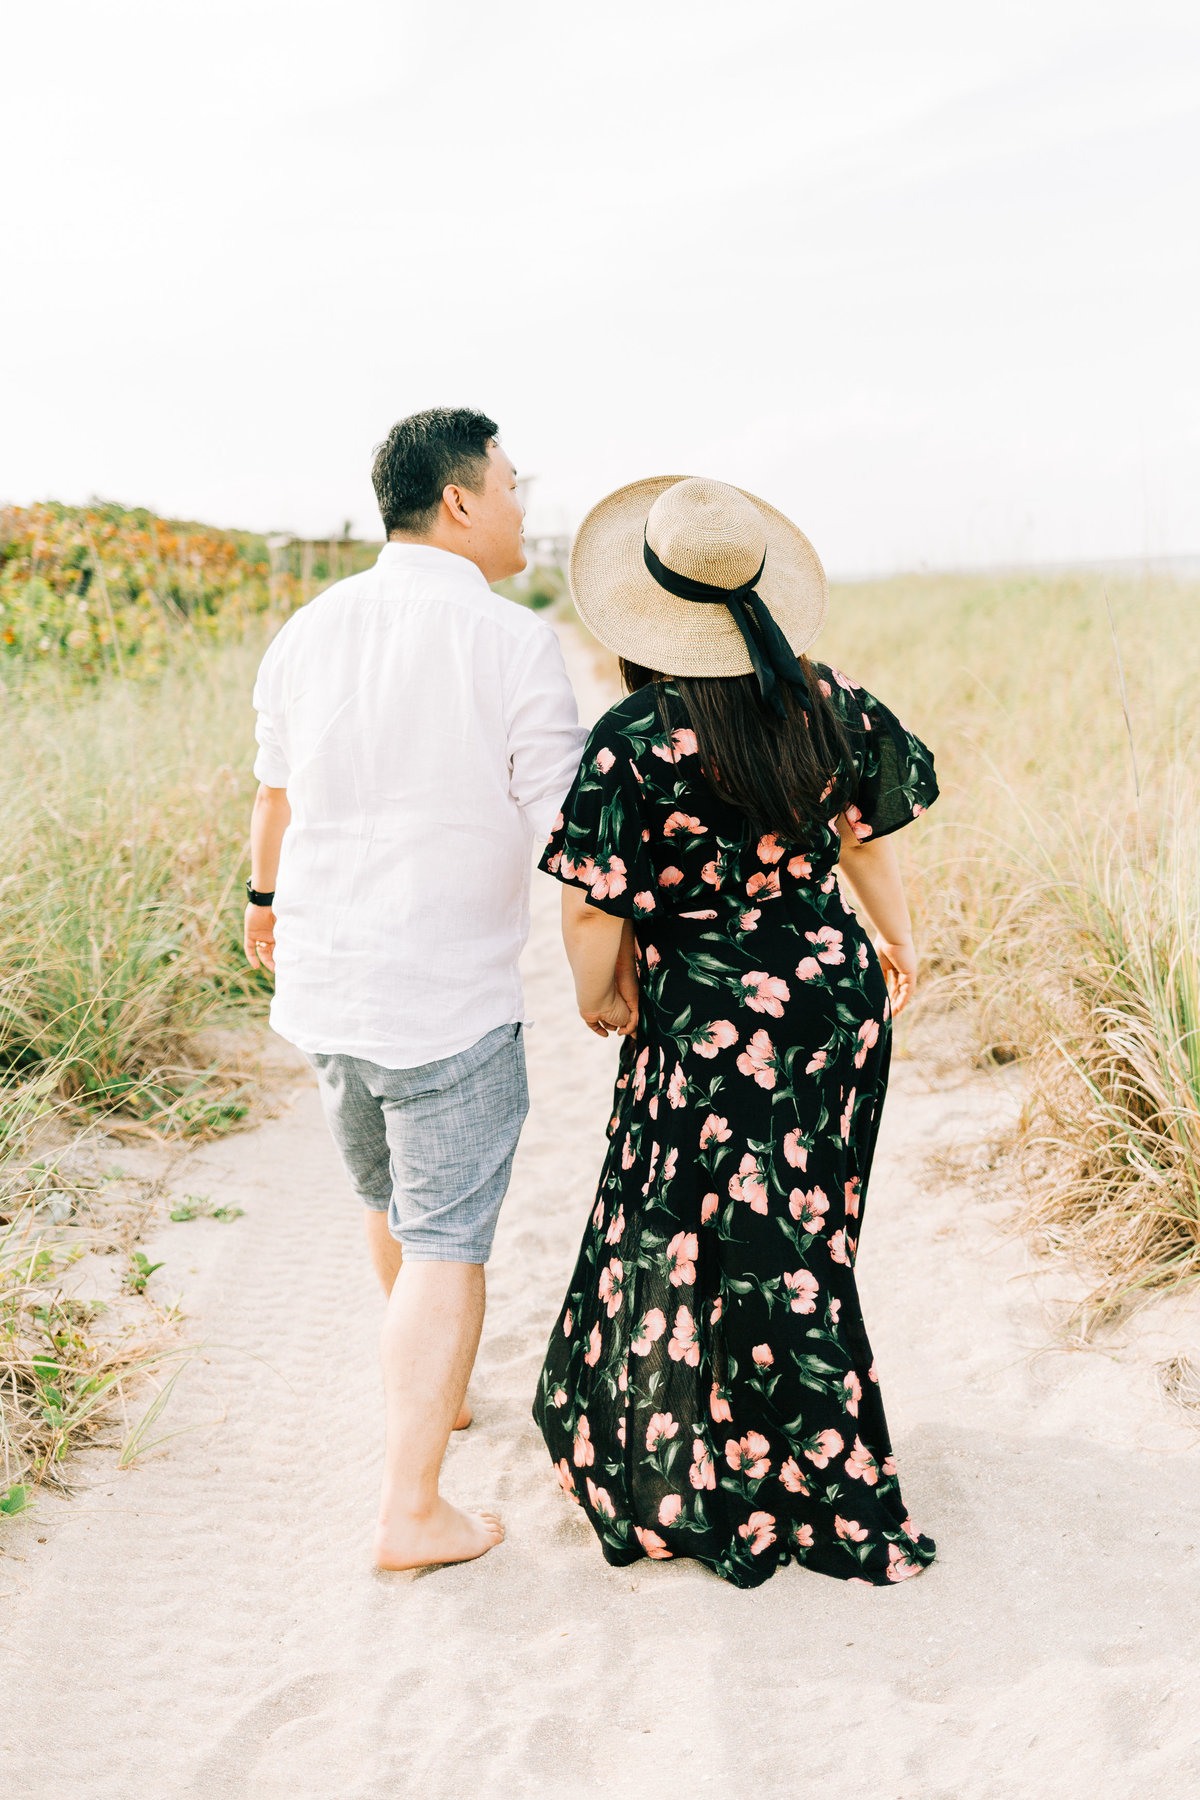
[244,903,277,973]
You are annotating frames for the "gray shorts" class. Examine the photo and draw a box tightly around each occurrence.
[309,1023,528,1264]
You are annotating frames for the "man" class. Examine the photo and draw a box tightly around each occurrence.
[244,408,585,1569]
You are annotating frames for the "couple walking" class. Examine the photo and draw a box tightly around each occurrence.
[244,408,939,1590]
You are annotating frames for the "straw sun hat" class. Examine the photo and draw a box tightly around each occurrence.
[568,475,828,711]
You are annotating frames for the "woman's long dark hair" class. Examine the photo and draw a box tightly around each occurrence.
[620,657,854,842]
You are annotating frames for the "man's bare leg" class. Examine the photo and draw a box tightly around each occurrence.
[364,1212,471,1429]
[374,1260,502,1570]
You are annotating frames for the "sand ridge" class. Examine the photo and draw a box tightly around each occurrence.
[2,634,1199,1800]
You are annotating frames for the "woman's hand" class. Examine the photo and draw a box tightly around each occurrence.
[874,936,917,1016]
[580,984,638,1039]
[244,903,277,973]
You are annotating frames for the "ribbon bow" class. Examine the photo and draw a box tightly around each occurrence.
[642,532,809,718]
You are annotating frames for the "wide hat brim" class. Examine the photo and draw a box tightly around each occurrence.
[568,475,828,677]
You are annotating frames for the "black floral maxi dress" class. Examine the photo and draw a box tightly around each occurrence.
[533,666,940,1590]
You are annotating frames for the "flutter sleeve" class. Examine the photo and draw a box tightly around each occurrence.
[824,667,939,841]
[538,721,658,919]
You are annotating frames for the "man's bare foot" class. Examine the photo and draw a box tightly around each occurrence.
[453,1398,473,1431]
[374,1498,504,1571]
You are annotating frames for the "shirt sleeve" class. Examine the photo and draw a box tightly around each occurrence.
[506,624,589,844]
[251,634,291,788]
[824,668,938,841]
[538,721,658,919]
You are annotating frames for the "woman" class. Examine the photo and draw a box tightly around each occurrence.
[533,475,939,1590]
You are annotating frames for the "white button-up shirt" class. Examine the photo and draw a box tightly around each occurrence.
[252,542,586,1067]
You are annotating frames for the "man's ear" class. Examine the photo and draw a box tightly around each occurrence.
[441,483,473,525]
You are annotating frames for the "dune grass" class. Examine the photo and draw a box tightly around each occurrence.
[821,563,1200,1323]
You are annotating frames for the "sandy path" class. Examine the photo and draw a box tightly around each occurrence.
[3,639,1200,1800]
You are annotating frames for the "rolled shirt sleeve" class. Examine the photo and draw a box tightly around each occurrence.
[506,624,588,846]
[251,636,292,787]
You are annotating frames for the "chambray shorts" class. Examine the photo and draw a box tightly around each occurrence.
[309,1023,528,1263]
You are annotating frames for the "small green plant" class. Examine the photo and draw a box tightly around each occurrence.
[168,1193,244,1223]
[0,1484,31,1516]
[125,1251,164,1295]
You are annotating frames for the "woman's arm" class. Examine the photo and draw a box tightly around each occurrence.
[561,888,640,1038]
[835,819,918,1015]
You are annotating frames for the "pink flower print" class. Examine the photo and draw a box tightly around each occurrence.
[689,1439,716,1490]
[710,1382,733,1423]
[804,1427,844,1469]
[618,1361,628,1394]
[843,1370,862,1417]
[646,1411,679,1450]
[783,1268,819,1314]
[586,1477,616,1518]
[832,667,858,691]
[556,1458,576,1496]
[779,1456,810,1495]
[882,1455,897,1478]
[617,1414,626,1446]
[842,803,872,841]
[679,909,718,921]
[856,939,869,969]
[643,1141,660,1193]
[845,1436,879,1485]
[791,1521,815,1548]
[752,1343,774,1367]
[820,871,837,893]
[886,1543,922,1582]
[592,1197,605,1230]
[912,801,926,817]
[648,1095,659,1120]
[828,1229,850,1265]
[550,1387,567,1408]
[834,1515,868,1542]
[598,1258,624,1316]
[591,856,627,901]
[710,1294,723,1326]
[594,745,616,773]
[725,1431,771,1479]
[605,1204,626,1245]
[672,727,698,757]
[818,677,832,697]
[658,1494,683,1527]
[663,810,705,837]
[552,811,565,833]
[736,1028,778,1089]
[805,925,845,965]
[632,1045,650,1100]
[900,1514,918,1540]
[701,1191,719,1224]
[668,1305,700,1366]
[757,833,785,865]
[844,1177,861,1219]
[573,855,596,887]
[795,956,822,982]
[787,852,812,879]
[700,858,723,889]
[805,1050,827,1076]
[728,1152,769,1214]
[788,1186,829,1232]
[666,1231,698,1287]
[738,1511,777,1555]
[620,1134,635,1171]
[741,971,791,1017]
[830,1298,842,1324]
[645,942,661,966]
[739,908,760,931]
[783,1129,808,1170]
[658,866,684,887]
[662,1147,678,1183]
[584,1323,602,1367]
[630,1307,667,1356]
[668,1063,687,1109]
[572,1416,594,1468]
[700,1113,731,1149]
[746,868,781,901]
[544,849,563,874]
[693,1018,738,1059]
[840,1087,856,1141]
[854,1017,880,1068]
[563,1310,573,1337]
[633,890,656,914]
[634,1527,673,1559]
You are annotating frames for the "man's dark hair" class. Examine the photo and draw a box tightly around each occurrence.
[371,407,499,536]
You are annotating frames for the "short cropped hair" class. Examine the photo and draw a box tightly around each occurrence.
[371,407,499,536]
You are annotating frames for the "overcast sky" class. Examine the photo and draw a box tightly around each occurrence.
[3,0,1197,574]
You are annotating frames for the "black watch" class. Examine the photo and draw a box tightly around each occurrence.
[245,880,276,907]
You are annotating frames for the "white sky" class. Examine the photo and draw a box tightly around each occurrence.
[3,0,1198,574]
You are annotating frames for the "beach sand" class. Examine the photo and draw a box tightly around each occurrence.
[2,633,1200,1800]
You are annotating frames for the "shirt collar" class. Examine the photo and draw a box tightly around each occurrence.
[375,542,490,586]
